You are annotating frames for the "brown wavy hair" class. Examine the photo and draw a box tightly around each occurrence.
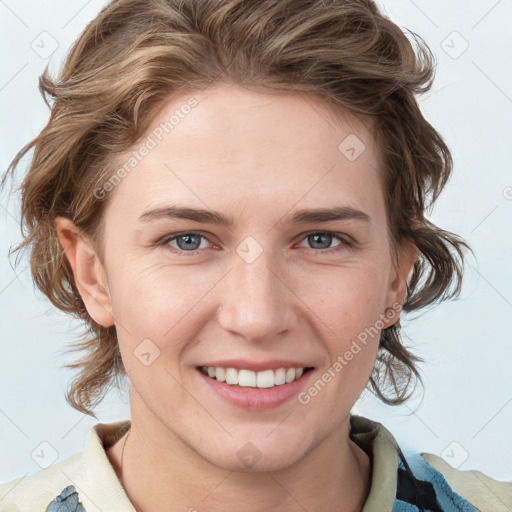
[1,0,472,417]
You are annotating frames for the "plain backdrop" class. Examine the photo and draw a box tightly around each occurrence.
[1,0,511,485]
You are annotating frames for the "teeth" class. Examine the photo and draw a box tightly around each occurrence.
[225,368,238,385]
[257,369,274,388]
[274,368,286,385]
[239,369,256,387]
[201,366,308,388]
[216,367,226,382]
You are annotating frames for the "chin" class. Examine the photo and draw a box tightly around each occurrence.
[197,436,308,474]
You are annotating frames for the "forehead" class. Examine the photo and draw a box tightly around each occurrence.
[147,84,376,150]
[103,84,382,225]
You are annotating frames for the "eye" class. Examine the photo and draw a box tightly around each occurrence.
[158,230,354,256]
[297,231,354,254]
[159,231,214,255]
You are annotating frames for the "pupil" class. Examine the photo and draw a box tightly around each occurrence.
[311,233,330,249]
[179,234,199,250]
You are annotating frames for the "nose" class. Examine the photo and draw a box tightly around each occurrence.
[217,246,298,343]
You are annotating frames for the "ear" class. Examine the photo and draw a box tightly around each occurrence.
[381,237,417,328]
[55,216,115,327]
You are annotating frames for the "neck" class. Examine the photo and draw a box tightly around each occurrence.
[107,396,371,512]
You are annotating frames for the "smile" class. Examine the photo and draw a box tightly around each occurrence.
[199,366,314,389]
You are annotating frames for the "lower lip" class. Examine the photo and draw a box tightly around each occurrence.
[196,367,315,411]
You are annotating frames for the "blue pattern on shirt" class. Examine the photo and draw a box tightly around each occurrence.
[392,448,480,511]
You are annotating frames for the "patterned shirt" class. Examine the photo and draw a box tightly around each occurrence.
[0,415,510,511]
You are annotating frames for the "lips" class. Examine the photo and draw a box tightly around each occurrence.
[196,364,315,410]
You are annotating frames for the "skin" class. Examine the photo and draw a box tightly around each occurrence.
[56,83,417,512]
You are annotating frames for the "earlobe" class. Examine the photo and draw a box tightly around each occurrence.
[55,217,115,327]
[383,239,418,328]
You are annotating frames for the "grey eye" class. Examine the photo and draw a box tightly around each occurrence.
[307,233,336,249]
[173,233,204,251]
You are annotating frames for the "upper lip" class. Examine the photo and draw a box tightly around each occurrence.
[198,359,315,372]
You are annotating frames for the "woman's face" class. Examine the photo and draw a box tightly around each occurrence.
[62,84,414,471]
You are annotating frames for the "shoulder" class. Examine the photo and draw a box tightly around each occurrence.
[349,414,511,512]
[398,452,512,512]
[0,452,84,511]
[417,451,512,512]
[0,420,131,512]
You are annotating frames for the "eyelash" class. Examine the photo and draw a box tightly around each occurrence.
[158,231,355,257]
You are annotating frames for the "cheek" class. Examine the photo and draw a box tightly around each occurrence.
[309,273,386,394]
[296,256,390,334]
[109,261,217,355]
[292,258,389,389]
[111,246,390,363]
[111,258,203,316]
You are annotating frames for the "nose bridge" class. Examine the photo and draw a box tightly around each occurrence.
[218,237,296,340]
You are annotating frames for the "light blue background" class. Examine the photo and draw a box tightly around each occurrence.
[1,0,511,484]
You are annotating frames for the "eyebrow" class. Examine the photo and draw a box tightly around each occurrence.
[138,205,371,227]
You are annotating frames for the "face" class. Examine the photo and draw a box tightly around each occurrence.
[58,84,414,472]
